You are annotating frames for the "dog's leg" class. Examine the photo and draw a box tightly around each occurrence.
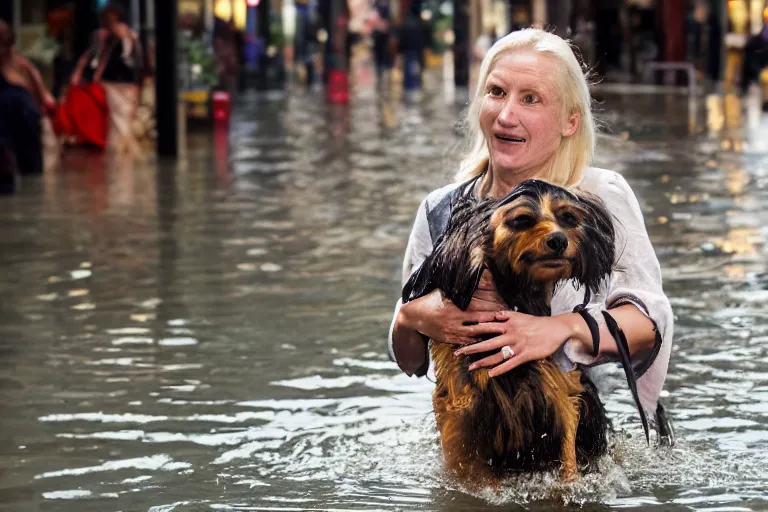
[558,397,581,481]
[560,376,583,481]
[432,351,496,487]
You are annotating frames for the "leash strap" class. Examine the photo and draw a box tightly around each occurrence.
[573,305,600,357]
[602,310,650,444]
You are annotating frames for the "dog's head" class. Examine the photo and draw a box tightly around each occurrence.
[487,180,615,292]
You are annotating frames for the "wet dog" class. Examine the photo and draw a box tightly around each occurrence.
[402,179,616,485]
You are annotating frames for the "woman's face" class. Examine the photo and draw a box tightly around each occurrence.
[479,50,579,180]
[103,13,119,31]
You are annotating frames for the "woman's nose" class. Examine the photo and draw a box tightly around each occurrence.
[496,99,520,127]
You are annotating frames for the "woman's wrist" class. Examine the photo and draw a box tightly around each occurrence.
[559,312,603,366]
[392,303,429,376]
[561,312,594,353]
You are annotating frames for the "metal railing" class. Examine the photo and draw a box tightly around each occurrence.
[642,61,697,102]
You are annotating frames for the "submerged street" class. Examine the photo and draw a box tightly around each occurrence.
[2,79,768,510]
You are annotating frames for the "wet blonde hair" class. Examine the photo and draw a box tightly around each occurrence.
[456,28,595,190]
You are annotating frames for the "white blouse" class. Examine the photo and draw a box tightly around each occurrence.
[387,167,673,420]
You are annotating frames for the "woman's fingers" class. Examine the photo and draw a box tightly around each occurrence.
[462,322,507,339]
[454,336,508,355]
[463,310,501,325]
[488,353,529,377]
[467,351,505,371]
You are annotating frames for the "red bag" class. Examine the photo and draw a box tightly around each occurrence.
[54,83,109,149]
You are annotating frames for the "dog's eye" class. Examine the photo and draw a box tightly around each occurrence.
[558,211,579,228]
[507,215,535,230]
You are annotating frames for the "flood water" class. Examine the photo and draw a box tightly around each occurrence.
[2,79,768,511]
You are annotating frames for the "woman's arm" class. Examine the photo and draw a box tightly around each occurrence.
[70,47,93,85]
[394,289,505,375]
[17,56,55,108]
[389,196,507,376]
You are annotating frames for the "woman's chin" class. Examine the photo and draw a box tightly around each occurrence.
[491,158,529,175]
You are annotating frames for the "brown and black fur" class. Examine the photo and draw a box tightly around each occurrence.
[402,179,616,485]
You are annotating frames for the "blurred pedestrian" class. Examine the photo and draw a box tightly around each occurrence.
[371,0,392,83]
[397,10,427,90]
[303,12,321,86]
[741,10,768,110]
[70,2,144,155]
[48,6,75,99]
[213,18,241,99]
[473,25,498,62]
[0,20,55,176]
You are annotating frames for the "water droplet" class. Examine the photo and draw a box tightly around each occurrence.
[237,263,258,271]
[260,263,282,272]
[130,313,155,322]
[158,337,199,346]
[71,270,92,280]
[246,248,268,256]
[139,298,162,309]
[72,303,96,311]
[68,289,89,297]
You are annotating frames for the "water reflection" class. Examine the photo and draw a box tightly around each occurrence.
[1,81,768,510]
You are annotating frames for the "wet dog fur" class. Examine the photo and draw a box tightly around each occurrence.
[402,179,616,486]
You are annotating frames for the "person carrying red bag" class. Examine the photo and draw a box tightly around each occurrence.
[67,2,143,154]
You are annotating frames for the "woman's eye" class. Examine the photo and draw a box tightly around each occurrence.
[558,211,579,228]
[488,86,505,98]
[522,94,540,104]
[508,215,535,230]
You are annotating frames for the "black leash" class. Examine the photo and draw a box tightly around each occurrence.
[602,310,650,444]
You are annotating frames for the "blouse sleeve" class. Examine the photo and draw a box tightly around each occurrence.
[600,172,674,417]
[387,199,433,361]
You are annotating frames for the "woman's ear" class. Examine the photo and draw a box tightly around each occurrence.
[562,111,580,138]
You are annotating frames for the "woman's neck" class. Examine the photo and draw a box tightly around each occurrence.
[483,164,549,198]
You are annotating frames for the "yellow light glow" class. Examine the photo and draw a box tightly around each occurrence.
[214,0,247,29]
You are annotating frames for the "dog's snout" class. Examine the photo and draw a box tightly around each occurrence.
[545,232,568,255]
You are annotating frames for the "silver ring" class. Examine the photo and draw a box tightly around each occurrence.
[501,345,515,360]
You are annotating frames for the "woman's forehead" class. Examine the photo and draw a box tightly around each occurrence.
[487,50,558,88]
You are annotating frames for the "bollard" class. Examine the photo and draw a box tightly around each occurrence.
[327,69,350,104]
[212,91,232,127]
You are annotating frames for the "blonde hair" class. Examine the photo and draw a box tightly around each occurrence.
[456,28,595,190]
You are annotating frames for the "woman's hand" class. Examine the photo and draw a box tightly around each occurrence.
[454,311,586,377]
[42,92,57,111]
[392,288,507,376]
[70,70,82,87]
[400,288,508,345]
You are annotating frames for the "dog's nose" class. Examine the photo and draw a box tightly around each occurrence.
[545,232,568,255]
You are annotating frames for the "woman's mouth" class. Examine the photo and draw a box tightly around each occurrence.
[495,134,525,143]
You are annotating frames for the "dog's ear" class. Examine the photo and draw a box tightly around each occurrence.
[402,196,488,311]
[574,193,615,293]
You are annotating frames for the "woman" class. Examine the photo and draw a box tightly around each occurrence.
[70,3,143,154]
[389,29,673,437]
[213,18,241,99]
[0,20,56,176]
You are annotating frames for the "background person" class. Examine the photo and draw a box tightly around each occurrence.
[70,2,143,155]
[0,20,56,176]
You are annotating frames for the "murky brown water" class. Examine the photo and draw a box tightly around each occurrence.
[2,77,768,511]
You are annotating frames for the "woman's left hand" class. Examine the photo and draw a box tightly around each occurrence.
[453,311,577,377]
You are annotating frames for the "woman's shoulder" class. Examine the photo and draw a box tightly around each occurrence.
[578,167,636,203]
[422,182,463,212]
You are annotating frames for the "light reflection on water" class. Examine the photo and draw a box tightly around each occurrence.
[1,83,768,511]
